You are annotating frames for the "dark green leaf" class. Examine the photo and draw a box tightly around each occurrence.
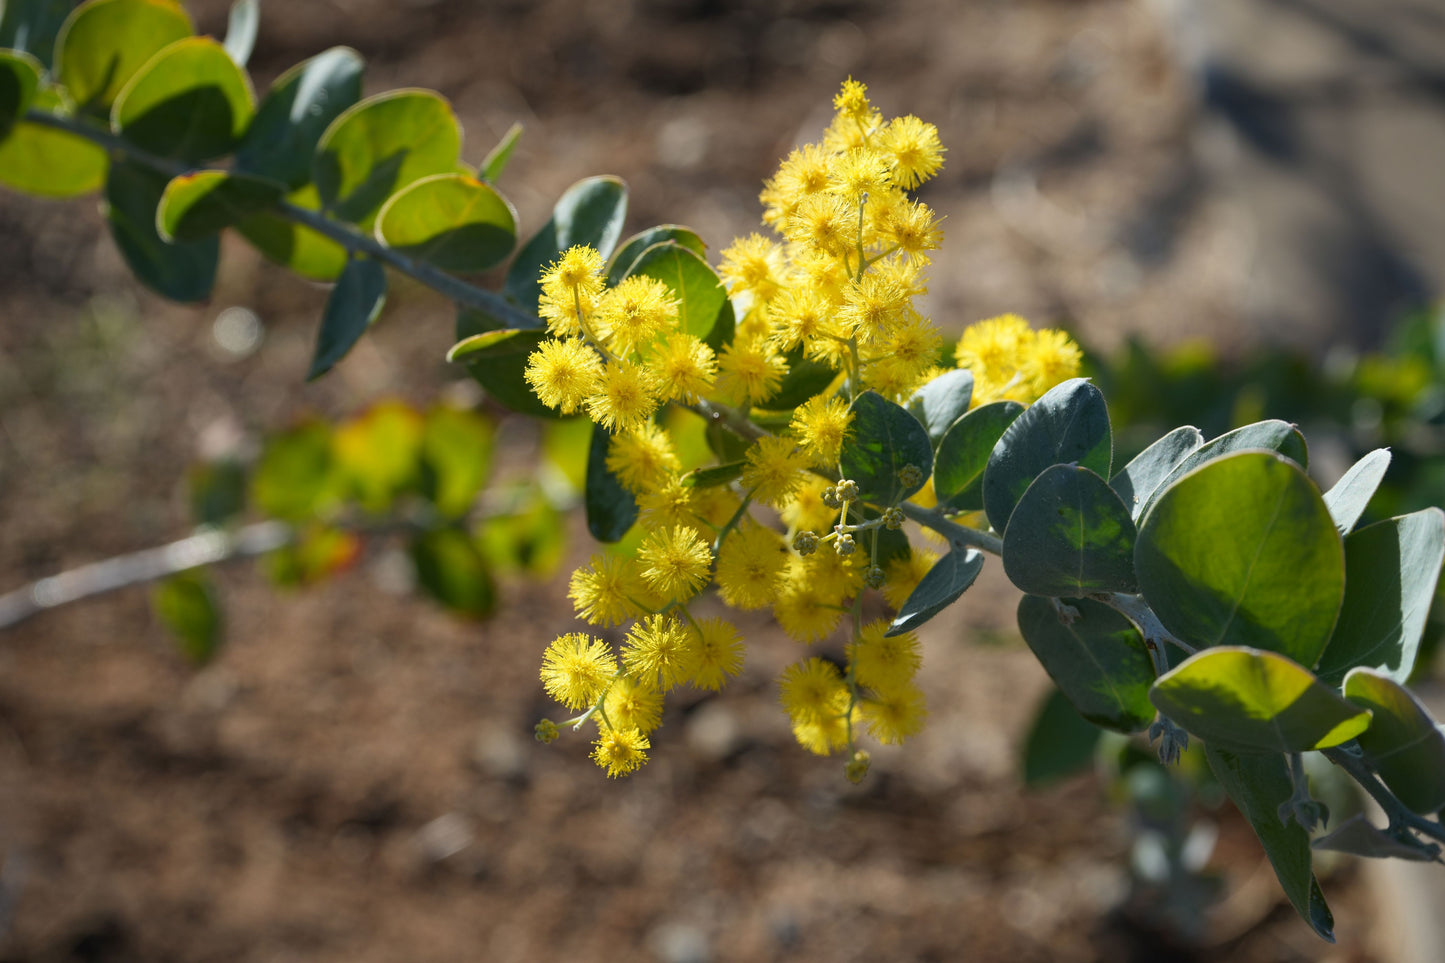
[234,181,348,281]
[933,400,1023,512]
[0,0,73,67]
[313,88,461,226]
[411,528,494,619]
[840,390,934,505]
[420,405,494,519]
[1002,465,1137,597]
[1022,688,1103,788]
[1315,509,1445,685]
[0,48,41,141]
[156,169,284,241]
[374,172,516,272]
[983,378,1111,534]
[0,88,108,196]
[1344,667,1445,814]
[887,548,984,636]
[1110,425,1203,521]
[55,0,192,109]
[187,457,246,526]
[1151,647,1370,753]
[626,241,728,342]
[1138,420,1308,522]
[586,423,637,542]
[1312,814,1439,861]
[1135,451,1345,665]
[1017,594,1155,732]
[480,120,521,183]
[221,0,256,66]
[449,319,556,418]
[235,46,363,190]
[1205,744,1335,942]
[906,368,974,448]
[150,570,222,664]
[607,224,705,285]
[308,256,386,380]
[1321,448,1391,535]
[250,420,337,522]
[504,175,628,313]
[105,159,218,302]
[111,36,254,161]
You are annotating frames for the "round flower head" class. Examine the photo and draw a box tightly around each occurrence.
[538,246,605,337]
[860,682,927,745]
[740,435,808,508]
[592,726,650,778]
[636,524,712,602]
[569,553,647,626]
[1021,328,1083,398]
[623,614,699,691]
[647,332,717,403]
[878,115,945,189]
[525,337,603,414]
[779,657,849,726]
[790,394,852,469]
[596,274,677,355]
[585,358,660,433]
[540,633,617,710]
[606,422,680,494]
[603,675,664,734]
[720,234,787,304]
[847,619,922,691]
[716,336,787,406]
[714,521,788,611]
[689,617,745,691]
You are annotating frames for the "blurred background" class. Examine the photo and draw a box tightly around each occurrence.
[1,0,1443,960]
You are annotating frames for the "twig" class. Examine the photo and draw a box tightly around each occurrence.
[0,521,293,630]
[22,108,542,330]
[896,502,1003,555]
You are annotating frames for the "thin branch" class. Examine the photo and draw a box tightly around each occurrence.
[1324,745,1445,846]
[0,522,293,630]
[22,108,542,330]
[1102,591,1197,658]
[896,503,1003,556]
[686,399,769,442]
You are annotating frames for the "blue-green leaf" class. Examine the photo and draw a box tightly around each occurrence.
[1021,688,1102,788]
[235,46,363,191]
[933,400,1023,512]
[479,120,522,184]
[1110,425,1203,521]
[308,256,386,380]
[983,378,1111,534]
[887,548,984,636]
[411,528,494,618]
[1138,420,1307,522]
[1017,594,1155,732]
[1344,667,1445,815]
[151,570,222,664]
[374,172,517,273]
[105,159,218,302]
[906,368,974,448]
[55,0,193,109]
[840,390,934,505]
[607,224,705,285]
[222,0,257,66]
[1321,448,1391,536]
[0,0,73,67]
[1002,465,1137,597]
[0,48,41,141]
[111,36,255,161]
[156,169,284,242]
[448,322,556,418]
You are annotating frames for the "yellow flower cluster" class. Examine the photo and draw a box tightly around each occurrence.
[532,80,1082,779]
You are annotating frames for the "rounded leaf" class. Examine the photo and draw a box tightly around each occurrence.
[1315,508,1445,685]
[1002,465,1138,597]
[421,406,495,519]
[1135,450,1344,665]
[1344,667,1445,815]
[450,319,556,418]
[1021,688,1103,788]
[0,48,41,140]
[235,46,364,190]
[111,36,253,160]
[55,0,192,109]
[1017,594,1156,732]
[314,88,462,227]
[1137,419,1307,522]
[157,169,284,241]
[933,400,1023,512]
[606,224,705,285]
[0,88,108,196]
[906,368,974,449]
[376,172,516,272]
[982,378,1111,534]
[1109,425,1204,521]
[1321,448,1391,535]
[586,423,638,543]
[150,570,222,664]
[840,390,934,505]
[410,529,494,619]
[1150,647,1370,754]
[105,160,218,302]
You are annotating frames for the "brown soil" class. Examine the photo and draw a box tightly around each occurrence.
[0,1,1386,961]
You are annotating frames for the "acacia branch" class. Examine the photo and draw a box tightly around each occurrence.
[22,109,542,330]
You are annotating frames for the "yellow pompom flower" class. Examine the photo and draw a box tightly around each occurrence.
[637,524,713,602]
[538,246,605,337]
[761,144,833,226]
[878,115,945,189]
[647,332,717,403]
[603,675,664,734]
[714,521,788,610]
[623,614,699,691]
[847,619,922,691]
[956,313,1034,405]
[779,657,850,727]
[592,726,650,777]
[879,197,943,258]
[833,77,874,123]
[569,553,647,626]
[1021,328,1083,397]
[740,435,808,507]
[690,484,743,529]
[689,617,745,691]
[524,337,604,414]
[768,287,829,354]
[829,148,892,204]
[790,394,852,469]
[636,475,701,531]
[783,192,854,258]
[540,633,617,710]
[585,358,660,432]
[606,422,680,494]
[716,336,786,406]
[595,274,677,355]
[860,682,927,745]
[781,476,840,535]
[773,585,844,644]
[720,233,787,305]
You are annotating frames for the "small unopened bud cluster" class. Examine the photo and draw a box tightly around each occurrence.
[835,533,857,556]
[845,749,871,784]
[793,530,819,555]
[864,565,886,588]
[882,507,904,530]
[534,719,560,744]
[836,478,860,503]
[897,464,924,490]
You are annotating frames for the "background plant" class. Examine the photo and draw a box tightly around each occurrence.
[3,0,1444,946]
